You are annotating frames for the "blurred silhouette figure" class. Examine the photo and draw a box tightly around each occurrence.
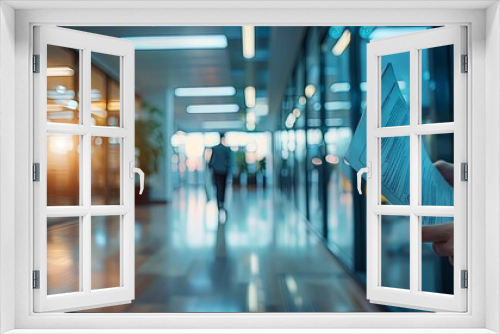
[209,133,232,222]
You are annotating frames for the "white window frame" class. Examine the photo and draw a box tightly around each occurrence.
[1,1,499,333]
[366,26,467,312]
[33,26,136,313]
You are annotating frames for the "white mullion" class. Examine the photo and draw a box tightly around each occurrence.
[82,47,92,294]
[373,126,411,138]
[77,49,84,291]
[373,123,454,138]
[46,206,90,217]
[372,205,454,217]
[413,123,454,135]
[46,123,89,135]
[409,48,419,294]
[90,205,129,216]
[90,126,130,138]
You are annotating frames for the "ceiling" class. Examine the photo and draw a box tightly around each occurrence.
[67,26,271,132]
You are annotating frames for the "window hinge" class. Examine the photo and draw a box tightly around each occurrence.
[33,163,40,182]
[461,162,468,181]
[33,270,40,289]
[461,54,468,73]
[461,270,468,289]
[33,54,40,73]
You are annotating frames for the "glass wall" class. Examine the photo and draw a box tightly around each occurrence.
[277,26,454,298]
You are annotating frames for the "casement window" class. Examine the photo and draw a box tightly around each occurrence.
[1,2,499,333]
[361,26,468,312]
[33,26,142,312]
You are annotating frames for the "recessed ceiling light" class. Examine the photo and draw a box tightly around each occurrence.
[244,86,256,108]
[187,104,240,114]
[123,35,228,50]
[242,26,255,59]
[332,29,351,56]
[175,86,236,97]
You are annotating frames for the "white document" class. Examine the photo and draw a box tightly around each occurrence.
[345,64,454,225]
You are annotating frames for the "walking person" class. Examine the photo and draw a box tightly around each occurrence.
[208,133,232,222]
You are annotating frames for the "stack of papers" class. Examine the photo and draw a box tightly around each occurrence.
[344,64,454,225]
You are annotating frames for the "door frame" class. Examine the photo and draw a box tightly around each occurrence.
[2,1,498,333]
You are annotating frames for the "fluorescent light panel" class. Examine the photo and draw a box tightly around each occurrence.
[244,86,256,108]
[187,104,240,114]
[242,26,255,59]
[175,86,236,97]
[124,35,228,50]
[332,29,351,56]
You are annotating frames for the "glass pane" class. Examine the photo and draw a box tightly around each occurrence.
[47,134,80,206]
[381,136,410,205]
[47,45,80,124]
[91,52,121,127]
[421,45,454,124]
[380,52,410,127]
[421,216,454,295]
[381,215,410,290]
[91,216,121,290]
[47,217,80,295]
[421,134,454,206]
[91,137,121,205]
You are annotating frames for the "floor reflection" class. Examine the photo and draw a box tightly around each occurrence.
[55,186,383,312]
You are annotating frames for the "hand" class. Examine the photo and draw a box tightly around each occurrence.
[434,160,454,186]
[421,223,454,265]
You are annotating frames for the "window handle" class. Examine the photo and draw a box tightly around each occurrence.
[357,162,371,195]
[129,161,145,195]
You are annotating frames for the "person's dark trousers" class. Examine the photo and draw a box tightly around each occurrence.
[213,172,227,210]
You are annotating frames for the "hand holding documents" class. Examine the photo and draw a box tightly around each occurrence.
[344,63,454,225]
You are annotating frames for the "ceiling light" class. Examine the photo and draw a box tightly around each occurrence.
[244,86,256,108]
[242,26,255,59]
[298,96,307,106]
[330,82,351,93]
[332,29,351,56]
[325,101,352,111]
[186,104,240,114]
[47,67,75,77]
[305,84,316,98]
[246,110,256,123]
[292,108,301,118]
[175,86,236,97]
[124,35,228,51]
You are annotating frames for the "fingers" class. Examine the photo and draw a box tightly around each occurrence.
[422,223,453,243]
[434,160,454,186]
[432,241,454,257]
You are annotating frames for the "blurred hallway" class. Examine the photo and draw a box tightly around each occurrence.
[73,186,381,312]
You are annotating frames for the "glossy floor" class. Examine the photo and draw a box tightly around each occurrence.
[47,186,385,312]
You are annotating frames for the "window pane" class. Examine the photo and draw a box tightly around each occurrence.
[380,52,410,127]
[421,45,454,124]
[381,215,410,290]
[91,52,121,127]
[47,134,80,206]
[421,216,454,295]
[47,45,80,124]
[381,136,410,205]
[421,134,454,206]
[47,217,80,295]
[91,137,121,205]
[91,216,121,290]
